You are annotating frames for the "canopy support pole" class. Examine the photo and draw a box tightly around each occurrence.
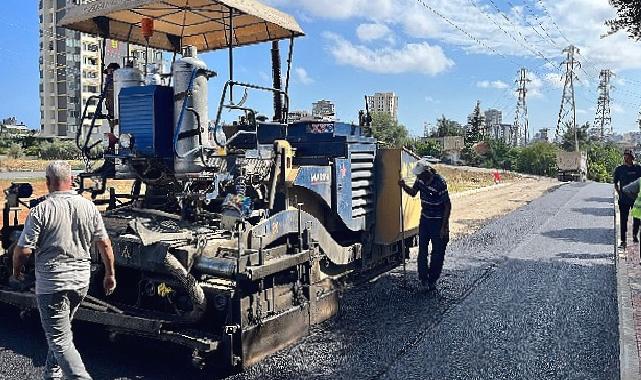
[228,9,234,104]
[284,35,295,123]
[271,41,282,123]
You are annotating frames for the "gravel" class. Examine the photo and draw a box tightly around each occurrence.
[0,182,619,380]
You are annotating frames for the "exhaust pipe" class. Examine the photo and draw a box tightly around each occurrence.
[271,41,283,123]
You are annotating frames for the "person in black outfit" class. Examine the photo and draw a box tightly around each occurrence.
[399,159,451,291]
[614,149,641,247]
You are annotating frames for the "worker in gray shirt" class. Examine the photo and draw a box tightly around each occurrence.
[11,161,116,380]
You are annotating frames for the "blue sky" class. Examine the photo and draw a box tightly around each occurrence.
[2,0,641,137]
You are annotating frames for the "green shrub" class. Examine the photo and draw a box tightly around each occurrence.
[516,142,558,177]
[24,142,42,157]
[7,143,25,159]
[39,139,81,160]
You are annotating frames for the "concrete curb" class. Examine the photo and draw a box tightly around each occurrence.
[614,194,641,380]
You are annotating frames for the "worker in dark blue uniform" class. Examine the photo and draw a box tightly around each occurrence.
[399,159,451,291]
[615,149,641,247]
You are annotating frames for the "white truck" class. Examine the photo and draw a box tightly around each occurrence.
[557,151,587,182]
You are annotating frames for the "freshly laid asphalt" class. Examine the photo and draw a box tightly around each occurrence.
[0,182,619,379]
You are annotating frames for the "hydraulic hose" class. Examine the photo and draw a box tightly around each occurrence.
[162,253,207,324]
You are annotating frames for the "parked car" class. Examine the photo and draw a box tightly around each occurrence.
[422,155,442,164]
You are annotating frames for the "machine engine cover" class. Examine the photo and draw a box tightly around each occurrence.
[119,85,174,160]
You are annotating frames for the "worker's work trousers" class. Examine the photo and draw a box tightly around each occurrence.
[37,288,91,380]
[417,217,449,284]
[619,202,640,242]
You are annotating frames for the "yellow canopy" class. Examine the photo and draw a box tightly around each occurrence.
[58,0,305,52]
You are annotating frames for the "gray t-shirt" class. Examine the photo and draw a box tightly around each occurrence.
[17,191,108,295]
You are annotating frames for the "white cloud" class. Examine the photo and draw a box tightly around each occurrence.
[612,102,626,114]
[401,10,441,37]
[527,72,545,98]
[576,108,587,114]
[356,23,392,42]
[270,0,641,73]
[545,72,565,89]
[476,80,510,89]
[266,0,393,19]
[295,67,314,85]
[323,32,454,75]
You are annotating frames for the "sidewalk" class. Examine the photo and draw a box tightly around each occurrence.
[616,201,641,379]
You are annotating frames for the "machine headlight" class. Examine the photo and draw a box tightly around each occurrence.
[119,133,133,149]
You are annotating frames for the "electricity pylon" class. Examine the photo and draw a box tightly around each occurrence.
[513,68,530,146]
[555,45,581,150]
[594,69,614,139]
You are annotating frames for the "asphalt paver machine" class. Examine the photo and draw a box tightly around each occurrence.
[0,0,422,371]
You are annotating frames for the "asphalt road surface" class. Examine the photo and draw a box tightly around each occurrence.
[0,182,618,379]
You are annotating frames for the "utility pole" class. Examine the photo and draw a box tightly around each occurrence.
[513,68,530,147]
[555,45,581,151]
[594,69,614,139]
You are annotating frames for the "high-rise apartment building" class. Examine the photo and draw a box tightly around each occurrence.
[366,92,398,121]
[40,0,90,137]
[312,100,336,121]
[484,109,502,140]
[39,0,157,138]
[484,109,502,128]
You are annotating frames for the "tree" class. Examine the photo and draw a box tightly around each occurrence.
[516,142,559,177]
[466,101,485,144]
[586,142,620,183]
[413,139,442,158]
[483,139,520,169]
[606,0,641,40]
[370,112,409,147]
[560,121,590,152]
[435,115,464,137]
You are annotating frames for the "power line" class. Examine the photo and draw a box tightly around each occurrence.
[536,0,572,46]
[516,0,562,49]
[415,0,521,66]
[485,0,560,70]
[467,0,557,71]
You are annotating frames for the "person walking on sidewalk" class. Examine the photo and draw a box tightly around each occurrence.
[399,159,451,291]
[11,161,116,380]
[614,149,641,247]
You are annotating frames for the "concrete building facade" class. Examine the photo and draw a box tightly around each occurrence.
[288,110,312,122]
[485,108,503,130]
[366,92,398,121]
[40,0,156,138]
[40,0,90,137]
[312,100,336,121]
